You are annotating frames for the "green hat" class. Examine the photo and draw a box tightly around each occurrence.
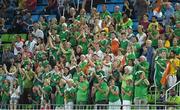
[127,53,136,60]
[159,48,168,54]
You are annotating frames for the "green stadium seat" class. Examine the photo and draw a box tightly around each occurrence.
[0,34,10,43]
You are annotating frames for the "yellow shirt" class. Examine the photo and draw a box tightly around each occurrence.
[169,58,180,75]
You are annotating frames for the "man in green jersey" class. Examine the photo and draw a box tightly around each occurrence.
[108,79,121,110]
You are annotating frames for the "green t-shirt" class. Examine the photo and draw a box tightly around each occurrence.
[121,74,133,88]
[23,70,34,89]
[122,86,133,100]
[95,82,108,102]
[167,96,180,105]
[43,85,52,101]
[100,10,111,20]
[135,80,148,99]
[1,83,10,102]
[65,49,72,63]
[51,73,61,87]
[122,18,133,29]
[55,86,65,106]
[120,39,129,54]
[65,86,76,102]
[79,40,89,55]
[59,30,69,42]
[76,80,89,102]
[112,11,122,23]
[108,85,120,102]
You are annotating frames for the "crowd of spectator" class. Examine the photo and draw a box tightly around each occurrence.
[0,0,180,110]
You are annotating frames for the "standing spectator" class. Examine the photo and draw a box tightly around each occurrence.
[76,75,89,109]
[100,4,111,20]
[134,0,149,20]
[123,0,134,18]
[64,79,76,110]
[122,79,133,110]
[136,25,147,46]
[93,75,109,110]
[167,50,180,87]
[163,3,174,25]
[112,6,122,25]
[108,79,121,110]
[13,35,24,56]
[45,0,58,15]
[174,3,180,23]
[2,47,14,70]
[32,23,44,41]
[25,34,37,54]
[9,80,21,110]
[140,14,149,32]
[134,71,150,109]
[55,79,65,110]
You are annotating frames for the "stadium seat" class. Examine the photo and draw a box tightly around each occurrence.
[2,43,12,49]
[47,15,57,21]
[97,4,124,13]
[32,15,40,22]
[32,6,45,14]
[0,34,10,43]
[132,21,139,31]
[106,4,115,12]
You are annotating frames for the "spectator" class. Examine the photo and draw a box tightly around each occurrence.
[32,23,44,40]
[112,5,122,25]
[174,3,180,23]
[168,50,180,87]
[134,0,149,20]
[13,35,24,56]
[100,4,111,20]
[108,78,121,110]
[163,3,174,25]
[123,0,134,18]
[166,89,180,109]
[134,71,150,109]
[45,0,58,15]
[140,14,149,32]
[25,0,37,11]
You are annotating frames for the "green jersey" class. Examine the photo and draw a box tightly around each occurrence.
[108,85,120,102]
[55,86,65,106]
[95,82,108,102]
[76,80,89,102]
[122,86,133,100]
[65,86,76,102]
[100,10,111,20]
[112,11,122,23]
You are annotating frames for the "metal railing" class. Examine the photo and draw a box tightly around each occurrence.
[0,104,180,110]
[165,81,180,101]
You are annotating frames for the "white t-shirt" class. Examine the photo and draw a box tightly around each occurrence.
[10,86,21,99]
[32,29,44,39]
[94,50,104,60]
[14,41,23,55]
[25,40,37,53]
[136,32,147,45]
